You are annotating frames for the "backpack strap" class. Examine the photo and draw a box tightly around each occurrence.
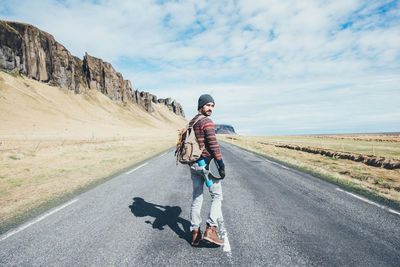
[189,115,206,128]
[189,114,206,152]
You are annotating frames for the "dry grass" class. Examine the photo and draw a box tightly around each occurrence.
[248,134,400,159]
[0,136,175,226]
[219,135,400,204]
[0,71,186,230]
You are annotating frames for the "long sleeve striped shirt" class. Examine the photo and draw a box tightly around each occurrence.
[189,114,222,160]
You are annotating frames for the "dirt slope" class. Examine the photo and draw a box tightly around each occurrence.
[0,71,186,139]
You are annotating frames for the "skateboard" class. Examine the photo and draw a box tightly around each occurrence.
[207,158,224,180]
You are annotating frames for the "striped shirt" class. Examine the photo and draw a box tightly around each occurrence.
[189,114,222,160]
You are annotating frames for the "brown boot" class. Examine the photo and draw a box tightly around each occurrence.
[191,228,203,246]
[203,224,223,246]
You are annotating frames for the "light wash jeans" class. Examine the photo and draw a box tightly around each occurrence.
[189,162,223,231]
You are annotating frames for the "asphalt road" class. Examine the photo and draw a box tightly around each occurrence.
[1,141,399,266]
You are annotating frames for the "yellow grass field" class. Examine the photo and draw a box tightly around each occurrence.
[0,71,186,231]
[218,134,400,204]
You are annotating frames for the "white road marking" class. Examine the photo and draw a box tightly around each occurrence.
[0,198,79,242]
[217,217,232,257]
[336,188,381,207]
[223,236,232,254]
[159,152,168,157]
[336,188,399,216]
[388,209,400,216]
[126,162,148,175]
[264,159,289,170]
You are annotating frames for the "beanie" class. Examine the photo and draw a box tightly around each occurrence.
[198,94,215,110]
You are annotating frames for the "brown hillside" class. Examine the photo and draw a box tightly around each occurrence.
[0,71,186,139]
[0,71,186,230]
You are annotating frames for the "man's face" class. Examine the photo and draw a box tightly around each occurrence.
[200,102,214,116]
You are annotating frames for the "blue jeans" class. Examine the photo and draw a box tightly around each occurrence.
[189,162,223,231]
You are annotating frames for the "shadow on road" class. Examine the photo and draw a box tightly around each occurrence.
[129,197,218,248]
[129,197,191,244]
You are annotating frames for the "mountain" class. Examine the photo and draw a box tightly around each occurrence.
[215,124,236,134]
[0,20,184,117]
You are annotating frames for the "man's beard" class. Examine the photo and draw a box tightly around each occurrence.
[201,109,212,116]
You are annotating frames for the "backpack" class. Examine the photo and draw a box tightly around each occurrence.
[175,115,205,164]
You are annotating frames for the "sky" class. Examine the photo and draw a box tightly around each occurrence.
[1,0,399,135]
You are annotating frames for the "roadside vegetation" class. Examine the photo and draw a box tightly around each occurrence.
[0,137,175,232]
[218,134,400,205]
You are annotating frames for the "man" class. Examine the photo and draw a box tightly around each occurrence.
[189,94,226,247]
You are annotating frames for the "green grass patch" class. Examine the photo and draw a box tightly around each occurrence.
[382,183,392,190]
[9,180,22,187]
[33,173,48,180]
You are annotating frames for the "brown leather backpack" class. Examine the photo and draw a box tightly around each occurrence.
[175,115,205,164]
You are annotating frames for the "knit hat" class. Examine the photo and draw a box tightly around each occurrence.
[198,94,215,110]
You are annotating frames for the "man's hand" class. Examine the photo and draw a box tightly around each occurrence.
[216,159,226,179]
[218,166,226,179]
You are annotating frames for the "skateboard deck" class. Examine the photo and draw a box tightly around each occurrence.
[208,158,223,180]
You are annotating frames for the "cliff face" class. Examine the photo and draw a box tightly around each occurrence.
[82,53,127,101]
[215,124,236,134]
[0,21,85,93]
[0,20,184,117]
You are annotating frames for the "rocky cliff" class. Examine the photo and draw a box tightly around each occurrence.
[215,124,236,134]
[0,20,184,117]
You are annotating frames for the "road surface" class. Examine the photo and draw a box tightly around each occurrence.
[1,141,399,266]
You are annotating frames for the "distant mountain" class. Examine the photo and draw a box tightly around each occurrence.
[0,20,184,117]
[215,124,236,134]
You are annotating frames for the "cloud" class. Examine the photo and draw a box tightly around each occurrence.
[1,0,399,134]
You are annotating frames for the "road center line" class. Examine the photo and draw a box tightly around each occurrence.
[336,188,399,216]
[126,162,148,175]
[0,198,79,242]
[217,217,232,257]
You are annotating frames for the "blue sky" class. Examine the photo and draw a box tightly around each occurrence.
[1,0,399,135]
